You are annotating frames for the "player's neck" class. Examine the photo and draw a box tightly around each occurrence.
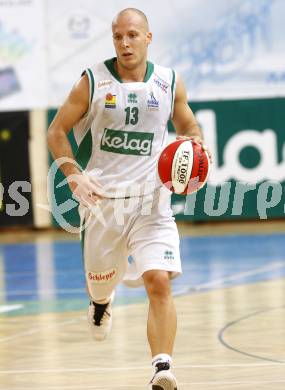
[115,59,147,82]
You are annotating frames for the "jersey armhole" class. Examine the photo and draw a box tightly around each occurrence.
[170,69,176,119]
[81,68,95,116]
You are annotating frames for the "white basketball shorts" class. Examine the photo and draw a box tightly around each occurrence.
[79,188,181,301]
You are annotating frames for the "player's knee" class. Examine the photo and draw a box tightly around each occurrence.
[144,271,171,301]
[85,269,117,302]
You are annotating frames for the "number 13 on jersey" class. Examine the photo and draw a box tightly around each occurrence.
[125,106,139,125]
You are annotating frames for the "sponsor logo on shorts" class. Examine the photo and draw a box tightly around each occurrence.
[97,80,113,89]
[88,268,117,284]
[154,75,169,93]
[164,250,175,261]
[100,128,154,156]
[147,91,159,110]
[105,93,116,108]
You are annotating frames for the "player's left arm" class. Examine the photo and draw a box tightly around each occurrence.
[172,75,212,161]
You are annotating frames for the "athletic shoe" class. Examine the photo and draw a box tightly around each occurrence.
[87,291,114,341]
[150,362,178,390]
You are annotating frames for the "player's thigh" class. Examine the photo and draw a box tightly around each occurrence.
[81,203,129,298]
[128,190,181,279]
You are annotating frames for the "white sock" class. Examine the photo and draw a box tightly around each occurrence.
[94,294,112,305]
[94,298,109,304]
[152,353,172,368]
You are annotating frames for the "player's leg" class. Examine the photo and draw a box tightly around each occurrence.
[87,290,116,341]
[143,270,178,389]
[81,201,128,341]
[143,270,177,356]
[125,189,180,388]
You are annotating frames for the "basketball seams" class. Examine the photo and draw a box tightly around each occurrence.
[158,139,210,195]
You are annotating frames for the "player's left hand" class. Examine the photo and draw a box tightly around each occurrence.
[176,135,213,163]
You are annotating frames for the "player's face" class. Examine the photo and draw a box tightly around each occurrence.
[112,13,152,70]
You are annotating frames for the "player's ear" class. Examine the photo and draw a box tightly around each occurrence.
[146,31,152,44]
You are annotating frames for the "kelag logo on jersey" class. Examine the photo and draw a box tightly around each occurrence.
[100,128,154,156]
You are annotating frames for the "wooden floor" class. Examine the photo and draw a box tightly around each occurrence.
[0,279,284,389]
[0,222,285,389]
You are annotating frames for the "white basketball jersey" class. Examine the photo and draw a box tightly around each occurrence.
[73,58,176,198]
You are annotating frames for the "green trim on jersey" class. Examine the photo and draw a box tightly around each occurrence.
[104,57,154,83]
[144,61,154,82]
[86,68,95,105]
[171,69,176,117]
[75,128,92,170]
[81,68,95,112]
[104,58,122,82]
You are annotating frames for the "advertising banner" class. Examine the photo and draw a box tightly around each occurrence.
[1,0,284,109]
[172,98,285,220]
[47,0,285,106]
[0,111,33,226]
[0,0,47,110]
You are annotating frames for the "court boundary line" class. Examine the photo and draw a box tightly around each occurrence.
[218,305,285,364]
[0,304,23,313]
[0,361,284,375]
[2,379,285,389]
[0,317,85,343]
[1,262,284,299]
[174,261,285,295]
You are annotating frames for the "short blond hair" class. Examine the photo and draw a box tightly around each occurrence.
[112,8,149,31]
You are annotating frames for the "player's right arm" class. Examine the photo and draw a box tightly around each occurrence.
[47,74,89,178]
[47,74,101,205]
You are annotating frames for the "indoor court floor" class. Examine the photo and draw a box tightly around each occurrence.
[0,221,285,389]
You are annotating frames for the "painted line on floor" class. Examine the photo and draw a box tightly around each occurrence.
[0,361,284,375]
[0,304,23,314]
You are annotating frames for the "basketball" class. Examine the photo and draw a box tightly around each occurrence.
[158,139,210,195]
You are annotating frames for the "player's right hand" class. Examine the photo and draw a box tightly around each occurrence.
[176,135,213,163]
[66,171,103,207]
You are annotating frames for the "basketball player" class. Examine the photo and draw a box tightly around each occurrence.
[47,8,208,390]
